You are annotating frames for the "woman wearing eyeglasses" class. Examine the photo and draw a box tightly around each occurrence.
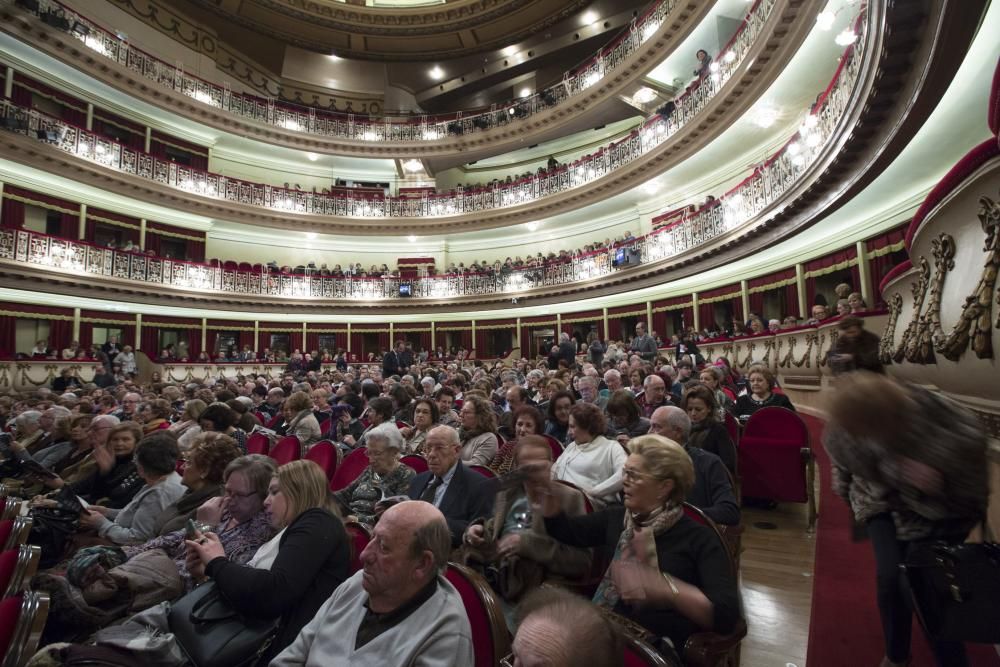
[534,435,740,660]
[333,431,415,525]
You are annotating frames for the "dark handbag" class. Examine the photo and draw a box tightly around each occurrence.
[29,488,85,567]
[901,541,1000,644]
[169,581,279,667]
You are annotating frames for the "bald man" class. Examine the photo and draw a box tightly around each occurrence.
[271,502,473,666]
[510,587,622,667]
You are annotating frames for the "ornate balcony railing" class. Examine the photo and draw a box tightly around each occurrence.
[8,0,693,144]
[0,10,869,303]
[0,0,778,221]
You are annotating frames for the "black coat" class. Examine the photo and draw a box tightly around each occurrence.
[382,350,400,377]
[205,508,349,664]
[408,463,496,547]
[687,420,737,475]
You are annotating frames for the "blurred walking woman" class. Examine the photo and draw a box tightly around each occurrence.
[823,373,988,667]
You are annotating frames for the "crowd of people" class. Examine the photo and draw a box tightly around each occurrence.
[3,302,982,666]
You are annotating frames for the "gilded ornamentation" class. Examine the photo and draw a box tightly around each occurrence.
[879,292,902,364]
[904,233,954,364]
[781,333,817,368]
[761,339,775,366]
[894,257,930,363]
[935,194,1000,360]
[735,343,756,369]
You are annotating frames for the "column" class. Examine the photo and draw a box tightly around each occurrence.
[389,322,394,344]
[199,318,207,352]
[0,181,4,228]
[602,307,609,340]
[856,241,872,307]
[430,322,435,350]
[135,314,143,351]
[139,219,147,250]
[795,263,807,319]
[206,146,213,171]
[692,292,700,331]
[85,103,94,131]
[471,320,477,354]
[514,318,520,351]
[346,323,352,354]
[556,313,561,336]
[3,66,13,99]
[72,308,81,342]
[254,321,259,353]
[646,301,653,334]
[740,279,750,321]
[77,204,87,240]
[302,323,308,352]
[144,127,152,153]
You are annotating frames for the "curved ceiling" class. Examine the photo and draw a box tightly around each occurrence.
[180,0,591,61]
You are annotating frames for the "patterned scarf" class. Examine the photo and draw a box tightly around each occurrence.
[593,502,684,610]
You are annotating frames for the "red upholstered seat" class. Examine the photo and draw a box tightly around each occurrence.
[624,634,672,667]
[329,448,369,492]
[541,435,564,460]
[0,549,18,598]
[0,594,22,663]
[223,260,238,271]
[344,522,371,575]
[722,387,737,402]
[554,480,594,513]
[468,465,496,479]
[988,53,1000,136]
[724,411,740,448]
[265,414,283,430]
[318,418,332,435]
[269,436,301,465]
[304,441,338,480]
[0,591,49,667]
[444,563,510,667]
[395,420,411,429]
[0,521,12,551]
[739,407,816,527]
[400,454,428,474]
[246,432,270,456]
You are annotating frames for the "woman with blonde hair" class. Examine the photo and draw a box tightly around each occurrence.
[457,394,499,466]
[536,435,739,658]
[172,398,207,450]
[282,390,322,454]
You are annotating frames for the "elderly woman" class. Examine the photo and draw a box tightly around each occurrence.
[698,366,733,419]
[27,413,92,476]
[605,390,650,447]
[199,402,248,453]
[551,403,626,507]
[733,364,794,423]
[333,431,416,525]
[489,406,545,477]
[117,345,137,376]
[11,410,46,454]
[847,291,867,313]
[538,435,740,658]
[179,460,351,663]
[282,390,322,454]
[681,385,737,475]
[78,431,186,546]
[138,398,172,435]
[458,394,500,466]
[628,368,647,395]
[524,369,546,403]
[400,397,438,455]
[172,399,207,450]
[463,435,591,608]
[543,390,575,445]
[53,422,145,509]
[824,373,988,667]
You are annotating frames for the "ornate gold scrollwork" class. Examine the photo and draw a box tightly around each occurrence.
[935,194,1000,361]
[819,331,838,367]
[894,256,931,363]
[787,333,817,368]
[0,363,9,389]
[904,233,955,364]
[879,292,902,364]
[762,339,775,366]
[735,343,756,369]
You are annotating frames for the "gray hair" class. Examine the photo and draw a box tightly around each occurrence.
[420,377,435,388]
[93,414,121,429]
[604,369,621,382]
[224,454,277,499]
[643,374,665,388]
[526,369,544,382]
[410,512,452,572]
[663,406,691,442]
[15,411,42,429]
[45,406,72,421]
[366,430,401,453]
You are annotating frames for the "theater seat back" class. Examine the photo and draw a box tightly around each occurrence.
[542,435,564,460]
[444,563,510,667]
[246,432,270,456]
[740,407,809,502]
[329,448,370,492]
[344,522,371,575]
[269,436,301,465]
[400,455,428,474]
[304,441,339,480]
[468,465,496,479]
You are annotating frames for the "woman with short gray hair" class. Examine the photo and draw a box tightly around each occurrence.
[333,432,415,525]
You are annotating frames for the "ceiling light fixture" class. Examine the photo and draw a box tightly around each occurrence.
[526,222,539,231]
[835,28,857,46]
[632,87,657,104]
[642,180,661,194]
[306,152,319,162]
[429,66,445,80]
[581,10,598,25]
[752,105,778,128]
[519,88,532,98]
[407,234,417,242]
[723,51,735,63]
[305,232,317,240]
[816,10,836,31]
[402,159,424,173]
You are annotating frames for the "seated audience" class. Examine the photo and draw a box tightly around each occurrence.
[639,374,674,417]
[269,501,474,666]
[399,397,438,454]
[698,366,734,419]
[172,399,207,450]
[543,390,575,445]
[680,385,737,475]
[733,364,794,422]
[604,389,650,446]
[137,399,172,434]
[649,407,739,526]
[435,387,461,427]
[551,403,625,507]
[462,435,591,607]
[489,405,544,476]
[282,390,322,454]
[334,431,416,525]
[457,394,500,466]
[538,435,740,658]
[350,396,402,451]
[198,402,249,453]
[408,425,495,547]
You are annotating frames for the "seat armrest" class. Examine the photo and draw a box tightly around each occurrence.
[682,618,748,667]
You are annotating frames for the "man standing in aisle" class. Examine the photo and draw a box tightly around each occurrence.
[629,322,658,362]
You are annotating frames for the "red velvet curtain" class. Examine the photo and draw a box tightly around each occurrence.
[141,325,159,356]
[377,331,390,352]
[785,283,800,318]
[57,212,77,239]
[239,330,255,351]
[474,328,488,356]
[305,331,320,352]
[144,232,161,255]
[48,318,72,351]
[349,332,364,360]
[10,84,31,108]
[120,325,135,348]
[0,196,24,229]
[60,105,87,129]
[187,238,206,262]
[79,321,93,349]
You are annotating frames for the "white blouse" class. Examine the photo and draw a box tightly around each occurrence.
[550,434,627,503]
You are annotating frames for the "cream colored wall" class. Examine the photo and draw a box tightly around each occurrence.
[209,154,335,193]
[15,319,48,354]
[281,47,386,97]
[23,205,47,234]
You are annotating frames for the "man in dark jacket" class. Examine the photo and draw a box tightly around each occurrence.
[557,333,577,368]
[383,341,403,378]
[828,316,883,374]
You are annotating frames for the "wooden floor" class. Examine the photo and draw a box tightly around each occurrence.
[738,502,817,667]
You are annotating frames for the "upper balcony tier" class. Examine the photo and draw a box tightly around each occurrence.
[0,0,821,235]
[1,0,790,159]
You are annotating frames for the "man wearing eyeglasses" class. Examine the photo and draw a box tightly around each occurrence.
[629,322,658,363]
[113,392,142,422]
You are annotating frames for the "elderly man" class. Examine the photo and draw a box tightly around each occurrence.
[638,374,673,418]
[419,376,436,398]
[557,333,577,368]
[808,304,830,324]
[271,501,473,666]
[509,587,622,667]
[112,392,142,423]
[602,369,626,398]
[435,388,461,428]
[498,386,529,440]
[649,406,739,526]
[259,388,286,419]
[576,375,607,412]
[8,406,72,467]
[408,426,495,547]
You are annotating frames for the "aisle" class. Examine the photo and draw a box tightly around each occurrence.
[803,414,1000,667]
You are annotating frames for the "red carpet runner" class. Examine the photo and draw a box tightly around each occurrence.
[802,414,999,667]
